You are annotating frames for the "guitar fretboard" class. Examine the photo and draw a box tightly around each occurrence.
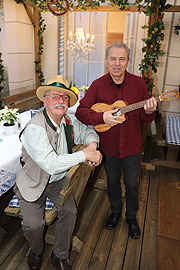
[121,96,160,114]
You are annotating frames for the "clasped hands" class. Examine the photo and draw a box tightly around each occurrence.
[83,141,102,166]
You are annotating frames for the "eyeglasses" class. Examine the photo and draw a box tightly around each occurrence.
[45,94,70,102]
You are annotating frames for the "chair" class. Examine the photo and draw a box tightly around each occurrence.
[151,109,180,169]
[4,89,42,112]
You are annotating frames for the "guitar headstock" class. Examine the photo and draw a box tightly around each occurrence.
[160,89,179,102]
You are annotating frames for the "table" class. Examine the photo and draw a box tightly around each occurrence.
[0,111,31,196]
[0,103,80,197]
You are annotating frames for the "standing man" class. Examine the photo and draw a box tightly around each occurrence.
[14,75,102,270]
[75,42,157,239]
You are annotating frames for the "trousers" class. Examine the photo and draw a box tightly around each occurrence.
[14,179,76,259]
[104,153,141,220]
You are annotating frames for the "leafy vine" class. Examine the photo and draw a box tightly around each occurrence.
[110,0,129,11]
[0,28,4,109]
[34,12,46,84]
[174,19,180,35]
[136,0,171,94]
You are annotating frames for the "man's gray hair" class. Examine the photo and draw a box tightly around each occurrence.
[105,41,130,60]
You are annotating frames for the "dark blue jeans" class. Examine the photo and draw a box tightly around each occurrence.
[104,153,141,220]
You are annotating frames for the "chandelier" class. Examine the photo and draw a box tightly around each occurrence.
[67,28,95,62]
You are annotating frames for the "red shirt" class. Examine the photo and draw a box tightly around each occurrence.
[75,72,155,158]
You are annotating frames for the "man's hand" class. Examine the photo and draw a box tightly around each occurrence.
[144,97,157,114]
[83,144,102,166]
[103,109,123,127]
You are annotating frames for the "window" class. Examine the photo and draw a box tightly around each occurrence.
[65,12,108,88]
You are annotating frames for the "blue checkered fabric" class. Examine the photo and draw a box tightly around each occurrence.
[165,116,180,145]
[9,195,54,210]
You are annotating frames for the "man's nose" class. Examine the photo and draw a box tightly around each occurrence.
[115,59,121,65]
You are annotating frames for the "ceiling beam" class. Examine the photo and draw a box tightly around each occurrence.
[72,5,180,12]
[23,1,180,13]
[23,4,35,26]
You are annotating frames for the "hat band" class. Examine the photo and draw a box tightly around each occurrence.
[48,82,69,90]
[48,82,78,97]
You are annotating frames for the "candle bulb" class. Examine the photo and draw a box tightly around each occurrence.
[91,35,95,43]
[69,31,73,40]
[86,33,90,42]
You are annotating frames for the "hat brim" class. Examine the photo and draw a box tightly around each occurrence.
[36,85,78,107]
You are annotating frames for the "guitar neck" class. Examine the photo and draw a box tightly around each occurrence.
[121,96,159,114]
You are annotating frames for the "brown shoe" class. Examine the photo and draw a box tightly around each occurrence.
[28,250,42,270]
[51,251,72,270]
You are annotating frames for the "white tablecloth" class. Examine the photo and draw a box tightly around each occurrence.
[0,111,31,196]
[0,103,80,196]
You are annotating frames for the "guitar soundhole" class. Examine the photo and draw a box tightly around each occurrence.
[113,108,121,116]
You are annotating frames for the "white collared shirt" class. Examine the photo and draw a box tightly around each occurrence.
[21,114,99,183]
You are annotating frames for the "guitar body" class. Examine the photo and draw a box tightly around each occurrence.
[91,100,127,132]
[90,89,179,132]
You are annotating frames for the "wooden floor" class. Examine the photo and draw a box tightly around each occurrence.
[0,137,180,270]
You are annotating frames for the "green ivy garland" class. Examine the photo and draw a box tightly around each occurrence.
[0,52,4,93]
[34,12,46,84]
[174,19,180,35]
[110,0,129,11]
[139,21,166,94]
[136,0,171,94]
[0,28,4,109]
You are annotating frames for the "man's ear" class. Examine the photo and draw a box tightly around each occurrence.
[43,96,47,107]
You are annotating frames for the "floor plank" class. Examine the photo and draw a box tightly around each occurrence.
[105,204,128,270]
[140,170,159,270]
[158,178,180,240]
[157,236,180,270]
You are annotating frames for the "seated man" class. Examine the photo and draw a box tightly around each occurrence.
[14,75,102,270]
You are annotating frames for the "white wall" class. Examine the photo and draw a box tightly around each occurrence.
[4,0,35,93]
[3,0,58,93]
[41,12,58,84]
[154,0,180,117]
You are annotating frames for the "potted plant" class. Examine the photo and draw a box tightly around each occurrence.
[79,85,89,99]
[0,106,19,135]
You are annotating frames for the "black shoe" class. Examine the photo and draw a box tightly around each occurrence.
[28,250,42,270]
[51,251,72,270]
[127,218,140,239]
[105,212,121,230]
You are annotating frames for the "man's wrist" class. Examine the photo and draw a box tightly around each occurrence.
[87,141,97,150]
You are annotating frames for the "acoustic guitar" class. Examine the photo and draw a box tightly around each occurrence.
[91,89,179,132]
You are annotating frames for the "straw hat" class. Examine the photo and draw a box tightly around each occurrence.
[36,75,78,107]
